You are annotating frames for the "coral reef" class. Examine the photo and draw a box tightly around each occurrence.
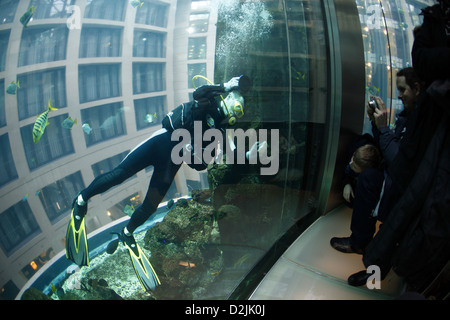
[144,199,223,299]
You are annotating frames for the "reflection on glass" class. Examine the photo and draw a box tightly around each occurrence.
[79,64,121,103]
[356,0,433,133]
[0,200,41,256]
[17,68,67,120]
[30,0,75,20]
[81,102,126,147]
[0,133,18,187]
[0,30,10,71]
[133,30,166,58]
[85,0,126,21]
[134,96,165,130]
[1,0,332,300]
[21,113,75,170]
[39,172,85,224]
[80,26,122,58]
[132,62,165,94]
[135,1,169,27]
[19,25,69,66]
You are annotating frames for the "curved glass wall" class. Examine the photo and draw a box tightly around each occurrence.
[0,0,332,300]
[0,0,432,300]
[356,0,433,133]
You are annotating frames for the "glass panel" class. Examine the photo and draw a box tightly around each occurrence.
[107,192,142,221]
[39,172,85,224]
[19,25,69,66]
[0,79,5,127]
[17,68,67,120]
[0,0,343,299]
[0,0,18,25]
[81,102,126,147]
[20,114,75,171]
[29,0,75,19]
[188,13,209,33]
[133,30,166,58]
[134,96,165,130]
[210,0,329,298]
[78,64,121,103]
[0,30,10,72]
[0,200,41,256]
[79,26,122,58]
[355,0,433,133]
[92,150,129,177]
[135,1,169,27]
[0,133,18,187]
[85,0,126,21]
[188,37,207,60]
[132,62,165,94]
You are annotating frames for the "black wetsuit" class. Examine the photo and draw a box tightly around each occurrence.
[80,84,229,233]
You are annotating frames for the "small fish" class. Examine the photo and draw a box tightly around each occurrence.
[233,253,250,268]
[35,190,42,196]
[144,112,157,124]
[179,261,196,268]
[295,71,306,81]
[211,269,222,276]
[50,283,56,294]
[33,99,58,143]
[130,0,144,8]
[61,116,77,130]
[82,123,92,135]
[6,81,20,94]
[22,194,30,202]
[124,204,135,215]
[20,6,36,27]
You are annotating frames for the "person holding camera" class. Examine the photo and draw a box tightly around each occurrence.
[357,0,450,293]
[368,67,422,169]
[331,68,422,260]
[364,67,423,225]
[344,68,424,286]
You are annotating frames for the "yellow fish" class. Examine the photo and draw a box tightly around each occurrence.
[33,99,58,143]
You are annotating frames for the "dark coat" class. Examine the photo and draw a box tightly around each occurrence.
[412,4,450,88]
[362,4,450,291]
[371,110,408,167]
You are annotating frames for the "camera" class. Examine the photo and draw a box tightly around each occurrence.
[368,98,379,109]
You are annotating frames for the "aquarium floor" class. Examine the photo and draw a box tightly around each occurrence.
[249,205,405,300]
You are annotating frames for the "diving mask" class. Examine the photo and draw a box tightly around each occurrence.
[222,94,245,125]
[232,101,244,118]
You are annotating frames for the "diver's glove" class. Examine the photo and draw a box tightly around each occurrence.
[246,141,268,162]
[224,77,240,92]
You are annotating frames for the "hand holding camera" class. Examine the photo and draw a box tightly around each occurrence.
[368,98,379,110]
[367,96,388,129]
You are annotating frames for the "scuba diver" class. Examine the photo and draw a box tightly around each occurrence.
[66,75,256,291]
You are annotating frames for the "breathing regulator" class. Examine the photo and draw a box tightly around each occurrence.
[192,75,252,126]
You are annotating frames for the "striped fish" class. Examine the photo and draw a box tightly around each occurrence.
[33,99,58,143]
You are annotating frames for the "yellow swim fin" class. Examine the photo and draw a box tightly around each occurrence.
[65,201,89,266]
